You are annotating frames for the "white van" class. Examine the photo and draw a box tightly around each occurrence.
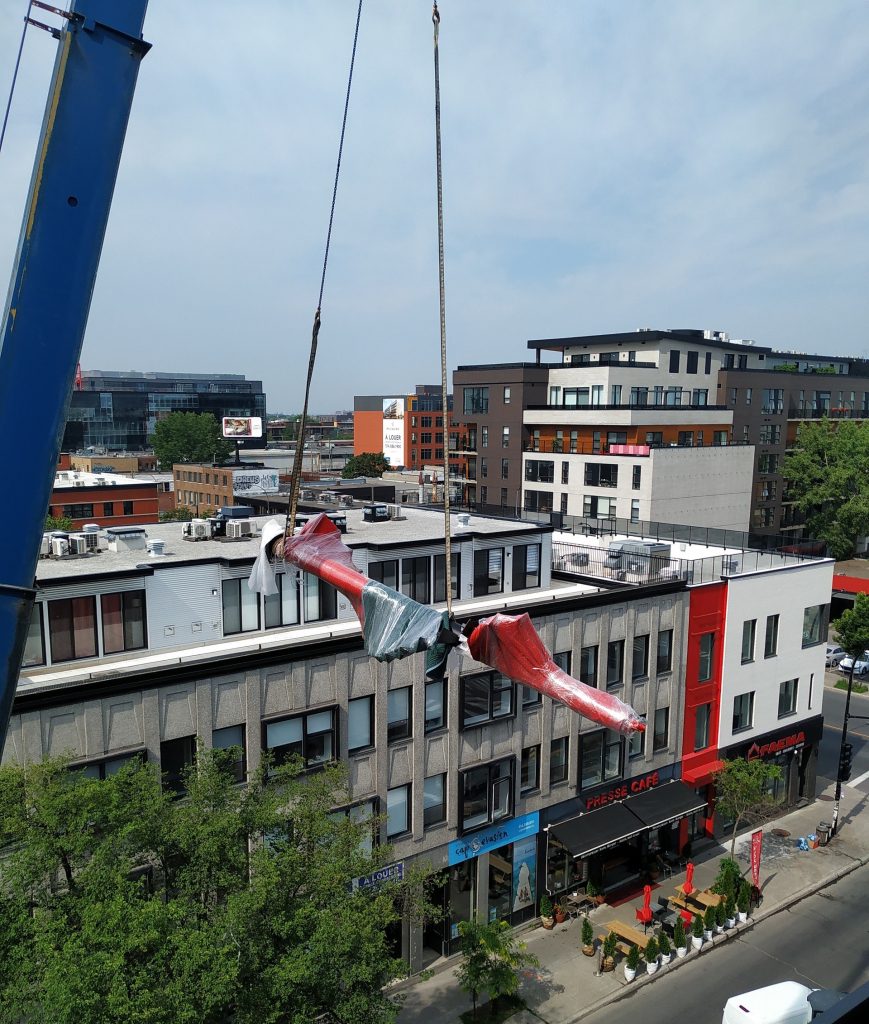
[722,982,814,1024]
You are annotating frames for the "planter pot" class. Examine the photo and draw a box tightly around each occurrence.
[715,924,724,934]
[624,965,637,982]
[660,952,672,965]
[703,929,713,941]
[646,959,659,976]
[601,956,616,973]
[582,944,596,958]
[676,945,688,959]
[726,917,736,929]
[737,911,748,923]
[691,935,703,951]
[541,916,555,930]
[554,909,567,924]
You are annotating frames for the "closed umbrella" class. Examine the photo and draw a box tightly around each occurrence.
[684,861,695,896]
[635,883,653,932]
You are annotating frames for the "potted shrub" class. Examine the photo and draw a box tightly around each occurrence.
[587,880,604,906]
[601,931,617,972]
[715,900,727,933]
[658,931,672,964]
[554,900,567,925]
[624,943,640,981]
[724,894,737,929]
[581,916,596,957]
[711,858,741,903]
[540,895,554,930]
[644,935,659,975]
[691,914,704,950]
[674,915,688,958]
[737,881,750,923]
[703,905,716,940]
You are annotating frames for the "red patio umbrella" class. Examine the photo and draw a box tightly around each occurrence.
[679,909,693,926]
[684,861,695,896]
[635,884,653,931]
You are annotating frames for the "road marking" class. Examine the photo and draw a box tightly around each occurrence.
[823,724,869,739]
[847,767,869,789]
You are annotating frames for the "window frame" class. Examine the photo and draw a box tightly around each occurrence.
[580,644,598,688]
[348,695,374,753]
[632,634,649,680]
[262,707,337,771]
[694,703,711,752]
[778,678,798,719]
[657,629,673,673]
[423,774,447,829]
[459,756,515,834]
[764,614,779,658]
[160,734,196,796]
[520,745,541,795]
[732,692,755,733]
[698,632,714,681]
[212,724,247,783]
[741,619,757,664]
[549,736,569,786]
[386,783,411,839]
[424,678,447,733]
[606,639,624,688]
[460,671,515,729]
[579,729,623,791]
[473,548,505,596]
[653,706,669,752]
[47,595,98,663]
[222,577,260,636]
[387,687,412,744]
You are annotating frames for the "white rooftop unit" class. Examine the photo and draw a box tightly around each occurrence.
[105,526,148,552]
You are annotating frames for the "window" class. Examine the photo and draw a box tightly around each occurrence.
[481,425,488,447]
[61,503,94,519]
[705,352,712,373]
[584,463,618,487]
[686,351,698,374]
[561,461,569,485]
[161,735,196,796]
[47,596,98,662]
[433,552,460,603]
[525,460,554,482]
[512,543,541,590]
[741,619,756,664]
[479,457,488,478]
[473,548,504,595]
[732,692,755,733]
[480,486,488,504]
[103,501,114,516]
[461,757,514,832]
[628,731,644,759]
[461,671,514,728]
[212,724,246,783]
[580,729,622,789]
[763,388,784,414]
[653,707,669,752]
[678,431,694,446]
[387,687,412,743]
[503,386,511,404]
[423,774,446,829]
[606,640,624,687]
[76,751,144,781]
[303,574,338,623]
[669,350,680,373]
[264,709,336,769]
[263,573,299,629]
[606,431,627,446]
[22,603,45,666]
[632,634,649,680]
[758,453,779,474]
[630,499,640,522]
[525,490,554,513]
[550,737,569,785]
[632,466,641,489]
[694,704,711,751]
[425,679,446,732]
[583,494,616,518]
[386,783,410,838]
[646,431,663,445]
[713,430,729,446]
[501,426,510,448]
[745,387,753,406]
[123,501,134,516]
[502,488,510,507]
[580,644,598,688]
[521,746,540,794]
[657,629,673,673]
[759,424,781,444]
[692,389,708,407]
[463,387,488,415]
[100,590,146,654]
[522,684,542,708]
[764,614,779,658]
[500,458,509,479]
[698,632,714,681]
[222,578,259,635]
[802,605,827,647]
[778,678,798,718]
[348,696,373,752]
[401,556,431,603]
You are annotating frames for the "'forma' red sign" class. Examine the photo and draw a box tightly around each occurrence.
[746,730,805,761]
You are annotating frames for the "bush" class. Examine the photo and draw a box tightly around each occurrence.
[626,944,641,970]
[716,901,726,927]
[704,905,716,931]
[738,881,751,913]
[581,916,594,948]
[711,858,742,901]
[644,936,659,962]
[603,932,618,959]
[692,914,704,938]
[658,931,671,956]
[539,895,552,918]
[725,894,736,920]
[673,915,686,948]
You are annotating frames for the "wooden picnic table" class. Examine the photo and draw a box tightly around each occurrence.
[603,919,653,950]
[674,884,722,908]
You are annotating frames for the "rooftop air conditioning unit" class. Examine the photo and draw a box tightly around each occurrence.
[227,519,252,538]
[51,537,69,557]
[69,532,99,553]
[183,518,212,541]
[39,534,51,557]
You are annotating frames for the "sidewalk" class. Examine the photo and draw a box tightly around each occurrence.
[396,779,869,1024]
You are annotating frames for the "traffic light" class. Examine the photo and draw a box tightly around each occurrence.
[839,743,853,783]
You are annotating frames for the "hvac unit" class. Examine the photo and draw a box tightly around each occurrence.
[39,534,51,557]
[69,532,99,553]
[227,519,252,538]
[51,537,69,557]
[183,519,212,541]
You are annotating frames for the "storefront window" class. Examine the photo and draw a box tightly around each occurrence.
[449,861,476,943]
[488,844,513,922]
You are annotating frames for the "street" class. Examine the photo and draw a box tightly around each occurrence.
[582,865,869,1024]
[819,672,869,791]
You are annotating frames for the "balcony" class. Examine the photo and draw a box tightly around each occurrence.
[522,439,743,455]
[787,406,869,420]
[525,402,729,412]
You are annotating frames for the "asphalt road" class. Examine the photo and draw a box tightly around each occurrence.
[583,865,869,1024]
[819,672,869,791]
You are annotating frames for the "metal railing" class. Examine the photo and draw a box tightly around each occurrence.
[521,439,743,455]
[788,406,869,420]
[525,402,729,412]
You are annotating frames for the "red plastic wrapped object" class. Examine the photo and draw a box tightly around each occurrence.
[281,513,367,619]
[467,612,645,735]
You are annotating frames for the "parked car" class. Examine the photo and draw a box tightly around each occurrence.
[839,650,869,676]
[825,644,846,667]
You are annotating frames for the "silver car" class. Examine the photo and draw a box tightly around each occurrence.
[839,650,869,676]
[825,644,846,668]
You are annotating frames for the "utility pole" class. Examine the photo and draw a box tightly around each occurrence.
[830,660,855,838]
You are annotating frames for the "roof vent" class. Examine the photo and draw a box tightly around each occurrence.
[457,513,471,529]
[82,523,101,534]
[147,538,166,557]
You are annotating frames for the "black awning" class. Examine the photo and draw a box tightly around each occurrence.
[624,781,708,831]
[548,802,646,860]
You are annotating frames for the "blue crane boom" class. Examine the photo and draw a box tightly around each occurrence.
[0,0,150,744]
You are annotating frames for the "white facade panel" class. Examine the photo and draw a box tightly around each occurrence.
[147,564,223,649]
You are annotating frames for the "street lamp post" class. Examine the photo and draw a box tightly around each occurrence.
[831,655,868,837]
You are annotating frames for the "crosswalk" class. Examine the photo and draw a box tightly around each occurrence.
[847,766,869,789]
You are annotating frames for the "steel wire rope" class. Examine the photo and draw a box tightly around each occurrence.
[283,0,364,551]
[0,2,34,159]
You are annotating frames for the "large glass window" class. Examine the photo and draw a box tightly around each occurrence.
[520,746,540,794]
[512,544,540,590]
[22,603,45,666]
[464,387,489,415]
[473,548,504,595]
[778,679,798,718]
[653,707,669,752]
[606,640,624,688]
[461,671,514,728]
[425,679,446,732]
[698,632,714,681]
[264,708,336,769]
[732,692,755,733]
[632,634,649,680]
[584,463,618,487]
[401,556,431,603]
[222,579,259,635]
[694,703,711,751]
[261,572,298,629]
[580,644,598,687]
[550,737,569,785]
[765,614,779,658]
[348,696,373,753]
[100,590,147,654]
[161,735,196,796]
[580,729,622,789]
[433,553,460,603]
[741,619,756,664]
[386,783,410,838]
[423,774,446,829]
[47,596,98,662]
[302,574,338,623]
[387,687,412,744]
[802,605,827,647]
[212,724,246,783]
[369,559,398,589]
[460,756,514,832]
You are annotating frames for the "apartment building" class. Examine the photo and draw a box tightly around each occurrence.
[353,385,458,474]
[48,469,160,529]
[8,507,699,971]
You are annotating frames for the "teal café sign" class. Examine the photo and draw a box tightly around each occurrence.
[448,812,539,866]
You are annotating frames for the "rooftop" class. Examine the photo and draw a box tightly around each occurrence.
[54,470,157,489]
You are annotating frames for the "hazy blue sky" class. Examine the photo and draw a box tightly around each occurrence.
[1,1,867,413]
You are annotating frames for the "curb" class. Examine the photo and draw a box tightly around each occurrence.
[567,853,869,1023]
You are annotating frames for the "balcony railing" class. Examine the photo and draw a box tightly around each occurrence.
[788,406,869,420]
[563,359,659,370]
[525,402,729,412]
[522,439,743,455]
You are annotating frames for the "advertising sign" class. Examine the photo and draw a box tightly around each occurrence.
[222,416,263,439]
[750,829,763,888]
[351,861,404,892]
[511,835,537,913]
[232,469,279,496]
[448,812,539,866]
[381,398,404,467]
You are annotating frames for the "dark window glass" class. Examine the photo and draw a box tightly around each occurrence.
[22,603,45,667]
[632,634,649,679]
[103,502,114,516]
[699,632,715,680]
[520,746,540,794]
[669,349,680,373]
[401,556,431,603]
[778,679,798,718]
[387,687,412,743]
[161,735,196,796]
[694,704,711,751]
[653,707,669,751]
[461,672,514,728]
[473,548,504,595]
[580,645,598,687]
[512,543,541,590]
[686,351,698,374]
[47,596,98,662]
[549,737,569,785]
[263,573,299,629]
[348,696,373,752]
[123,501,134,516]
[302,574,337,623]
[369,559,398,590]
[705,352,712,373]
[424,774,446,828]
[732,692,754,732]
[264,708,336,770]
[460,756,514,833]
[580,729,622,789]
[765,614,779,658]
[802,605,826,647]
[606,640,624,687]
[212,724,246,783]
[657,629,673,673]
[101,590,146,654]
[433,553,460,603]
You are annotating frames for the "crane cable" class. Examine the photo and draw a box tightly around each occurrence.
[283,0,364,551]
[0,2,33,159]
[432,1,453,617]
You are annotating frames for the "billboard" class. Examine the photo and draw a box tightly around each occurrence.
[381,398,404,467]
[232,469,279,496]
[222,416,263,439]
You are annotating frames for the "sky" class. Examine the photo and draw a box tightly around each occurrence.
[1,1,868,414]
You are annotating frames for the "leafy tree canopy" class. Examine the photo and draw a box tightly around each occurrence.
[158,505,195,522]
[150,412,234,471]
[833,592,869,658]
[455,919,538,1021]
[0,751,426,1024]
[342,452,391,479]
[781,419,869,559]
[713,757,783,859]
[45,514,72,531]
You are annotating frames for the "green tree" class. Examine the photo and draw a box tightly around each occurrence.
[713,757,783,859]
[455,919,539,1021]
[342,452,391,479]
[45,514,73,531]
[281,416,301,442]
[0,751,422,1024]
[150,412,234,471]
[781,419,869,559]
[158,505,195,522]
[833,593,869,659]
